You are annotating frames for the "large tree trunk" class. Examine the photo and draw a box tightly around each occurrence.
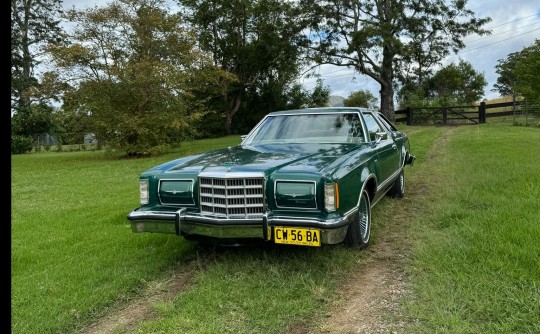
[379,47,395,121]
[19,2,33,112]
[225,93,242,134]
[379,82,395,122]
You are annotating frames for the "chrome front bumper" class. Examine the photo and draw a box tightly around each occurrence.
[127,208,353,245]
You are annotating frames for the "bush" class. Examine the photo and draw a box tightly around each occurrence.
[11,135,34,154]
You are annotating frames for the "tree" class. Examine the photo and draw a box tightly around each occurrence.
[397,59,486,107]
[427,60,486,104]
[306,78,331,108]
[343,89,377,108]
[298,0,490,120]
[231,78,330,134]
[11,0,65,144]
[514,40,540,102]
[494,50,522,98]
[11,0,65,111]
[178,0,306,133]
[494,39,540,102]
[11,102,58,140]
[47,0,229,156]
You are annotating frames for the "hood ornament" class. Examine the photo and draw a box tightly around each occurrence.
[225,146,235,171]
[223,161,235,172]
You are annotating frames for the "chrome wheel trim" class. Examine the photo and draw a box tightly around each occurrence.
[358,192,370,241]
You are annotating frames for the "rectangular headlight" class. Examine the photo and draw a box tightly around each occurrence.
[158,179,194,205]
[324,183,339,212]
[275,181,317,209]
[139,179,149,205]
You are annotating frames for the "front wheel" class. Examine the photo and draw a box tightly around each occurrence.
[344,188,371,249]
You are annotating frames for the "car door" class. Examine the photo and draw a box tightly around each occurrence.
[377,111,407,146]
[362,112,400,186]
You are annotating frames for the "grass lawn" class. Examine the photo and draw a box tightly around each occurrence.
[11,123,540,333]
[401,124,540,333]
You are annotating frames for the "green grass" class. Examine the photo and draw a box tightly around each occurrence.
[131,246,362,334]
[11,125,540,334]
[11,136,242,334]
[401,124,540,333]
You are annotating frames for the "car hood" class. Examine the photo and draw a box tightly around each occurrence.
[149,142,368,176]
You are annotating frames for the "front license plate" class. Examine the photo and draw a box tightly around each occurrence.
[274,227,321,247]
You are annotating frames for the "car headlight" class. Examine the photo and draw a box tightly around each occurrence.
[139,179,149,205]
[324,183,339,212]
[275,181,317,209]
[158,179,195,205]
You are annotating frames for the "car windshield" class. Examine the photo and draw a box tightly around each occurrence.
[244,112,366,145]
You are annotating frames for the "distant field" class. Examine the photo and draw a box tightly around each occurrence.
[11,124,540,333]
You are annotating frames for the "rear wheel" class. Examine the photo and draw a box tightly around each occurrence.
[344,188,371,249]
[388,169,405,198]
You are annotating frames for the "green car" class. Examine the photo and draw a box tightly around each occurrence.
[127,107,415,248]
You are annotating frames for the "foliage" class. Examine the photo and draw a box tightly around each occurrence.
[298,0,490,120]
[493,51,521,97]
[47,0,227,156]
[51,107,90,145]
[493,40,540,99]
[307,78,331,108]
[11,0,66,147]
[513,40,540,102]
[179,0,307,134]
[494,39,540,103]
[397,60,487,108]
[427,60,487,103]
[11,0,65,112]
[343,90,378,109]
[11,102,63,144]
[231,78,330,134]
[11,135,34,154]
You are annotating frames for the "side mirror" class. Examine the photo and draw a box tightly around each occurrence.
[374,131,387,144]
[240,135,246,141]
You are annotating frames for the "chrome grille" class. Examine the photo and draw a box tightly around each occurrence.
[199,176,265,218]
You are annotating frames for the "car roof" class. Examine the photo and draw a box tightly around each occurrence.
[268,107,372,116]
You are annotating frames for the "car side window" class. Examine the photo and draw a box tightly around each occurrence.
[362,113,385,141]
[376,113,398,132]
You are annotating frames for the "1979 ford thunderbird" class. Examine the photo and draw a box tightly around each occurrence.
[127,107,415,248]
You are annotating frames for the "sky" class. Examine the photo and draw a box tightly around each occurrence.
[300,2,540,100]
[63,0,540,101]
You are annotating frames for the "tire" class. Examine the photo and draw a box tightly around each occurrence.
[344,188,372,249]
[388,169,405,198]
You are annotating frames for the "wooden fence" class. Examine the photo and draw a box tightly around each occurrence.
[395,100,530,125]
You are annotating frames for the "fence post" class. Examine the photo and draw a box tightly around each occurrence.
[442,109,447,125]
[479,102,486,124]
[406,107,412,125]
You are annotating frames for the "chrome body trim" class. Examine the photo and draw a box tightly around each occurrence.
[376,167,403,192]
[198,173,266,218]
[127,208,353,245]
[198,171,265,179]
